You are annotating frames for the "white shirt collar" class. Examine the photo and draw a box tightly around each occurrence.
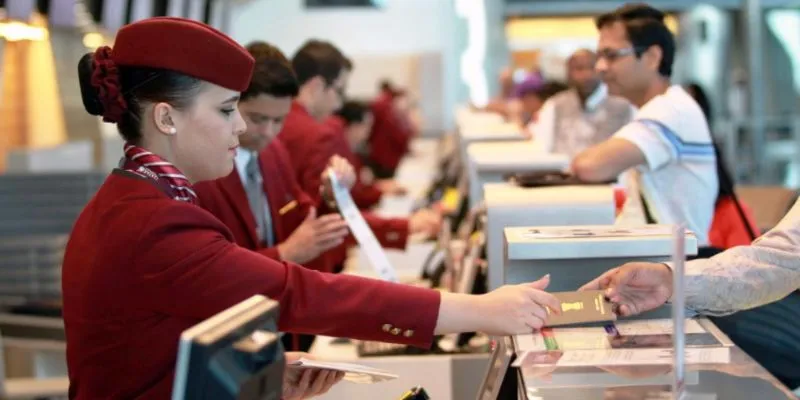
[234,149,257,184]
[584,84,608,112]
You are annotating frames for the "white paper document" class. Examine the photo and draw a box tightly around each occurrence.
[289,358,398,384]
[514,319,712,354]
[513,347,730,368]
[522,226,694,240]
[328,170,398,282]
[614,319,705,336]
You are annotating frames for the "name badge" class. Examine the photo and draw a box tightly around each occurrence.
[279,200,297,215]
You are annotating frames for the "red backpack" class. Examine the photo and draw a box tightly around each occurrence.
[708,195,761,249]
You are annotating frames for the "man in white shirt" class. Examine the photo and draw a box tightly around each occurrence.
[571,4,718,246]
[532,49,633,158]
[581,197,800,389]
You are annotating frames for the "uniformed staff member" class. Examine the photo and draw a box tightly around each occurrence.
[327,100,408,209]
[279,39,441,268]
[366,83,416,179]
[194,42,349,353]
[63,17,562,399]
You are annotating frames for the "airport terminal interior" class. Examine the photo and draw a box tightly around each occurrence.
[1,0,800,399]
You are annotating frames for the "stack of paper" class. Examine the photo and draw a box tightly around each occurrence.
[289,358,398,384]
[513,319,731,368]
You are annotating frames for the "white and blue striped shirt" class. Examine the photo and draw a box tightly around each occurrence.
[614,85,719,246]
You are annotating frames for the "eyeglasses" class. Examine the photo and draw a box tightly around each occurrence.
[597,47,648,62]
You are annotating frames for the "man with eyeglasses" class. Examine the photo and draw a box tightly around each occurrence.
[279,39,443,273]
[571,4,718,251]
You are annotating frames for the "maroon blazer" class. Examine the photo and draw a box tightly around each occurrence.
[325,116,383,210]
[61,170,440,399]
[279,102,410,266]
[367,92,413,173]
[194,140,332,273]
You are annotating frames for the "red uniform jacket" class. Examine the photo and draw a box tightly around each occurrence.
[193,140,332,273]
[61,170,440,399]
[279,102,409,265]
[325,116,383,209]
[367,92,413,173]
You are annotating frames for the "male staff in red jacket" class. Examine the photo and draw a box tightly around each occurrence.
[326,100,407,210]
[366,82,417,179]
[279,40,441,269]
[194,42,355,351]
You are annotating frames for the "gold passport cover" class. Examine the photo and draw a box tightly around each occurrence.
[543,290,616,327]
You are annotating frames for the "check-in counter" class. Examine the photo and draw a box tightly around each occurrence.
[454,107,505,128]
[466,141,568,208]
[456,122,527,171]
[484,183,615,290]
[502,225,697,294]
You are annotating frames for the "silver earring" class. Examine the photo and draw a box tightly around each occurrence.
[168,127,177,135]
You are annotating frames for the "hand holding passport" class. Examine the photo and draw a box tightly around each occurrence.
[544,290,617,327]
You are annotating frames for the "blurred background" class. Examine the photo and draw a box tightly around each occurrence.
[0,0,798,185]
[0,1,798,397]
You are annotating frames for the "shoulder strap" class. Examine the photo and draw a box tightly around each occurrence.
[729,190,758,241]
[639,191,657,224]
[712,143,758,241]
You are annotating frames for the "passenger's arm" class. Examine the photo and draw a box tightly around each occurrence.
[571,138,647,182]
[681,199,800,315]
[571,120,675,182]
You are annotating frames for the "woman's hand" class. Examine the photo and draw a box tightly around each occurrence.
[476,275,562,335]
[283,352,345,400]
[435,275,562,336]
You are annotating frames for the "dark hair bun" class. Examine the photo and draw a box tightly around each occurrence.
[78,52,104,117]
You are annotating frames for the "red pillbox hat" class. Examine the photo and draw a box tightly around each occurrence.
[111,17,254,92]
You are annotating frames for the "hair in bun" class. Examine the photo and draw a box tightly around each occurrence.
[76,48,203,142]
[77,47,128,123]
[77,52,105,117]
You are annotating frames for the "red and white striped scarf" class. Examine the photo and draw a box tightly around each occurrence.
[122,143,198,204]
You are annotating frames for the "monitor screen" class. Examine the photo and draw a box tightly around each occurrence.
[477,337,514,400]
[172,295,284,400]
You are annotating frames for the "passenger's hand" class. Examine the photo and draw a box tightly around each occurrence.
[283,352,344,400]
[476,275,562,335]
[278,208,349,264]
[408,208,442,238]
[580,262,673,317]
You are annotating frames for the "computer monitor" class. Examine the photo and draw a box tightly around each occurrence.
[476,336,515,400]
[172,295,285,400]
[455,232,484,296]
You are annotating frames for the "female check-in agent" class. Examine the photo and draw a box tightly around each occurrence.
[62,17,561,399]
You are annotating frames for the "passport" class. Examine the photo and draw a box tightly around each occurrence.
[544,290,616,327]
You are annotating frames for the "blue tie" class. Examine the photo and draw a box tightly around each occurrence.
[244,155,275,246]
